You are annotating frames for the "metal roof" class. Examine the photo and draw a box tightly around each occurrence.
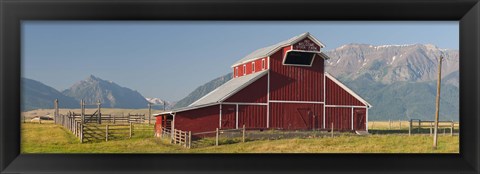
[154,71,267,116]
[231,32,326,67]
[188,70,268,107]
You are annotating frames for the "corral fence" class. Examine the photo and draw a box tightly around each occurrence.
[408,119,458,136]
[53,99,154,143]
[158,125,246,148]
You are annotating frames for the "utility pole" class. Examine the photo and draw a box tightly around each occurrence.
[433,55,443,149]
[148,102,152,125]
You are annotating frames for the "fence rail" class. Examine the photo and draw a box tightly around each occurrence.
[408,119,456,136]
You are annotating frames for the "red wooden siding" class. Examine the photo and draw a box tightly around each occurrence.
[353,108,367,131]
[325,107,352,131]
[173,105,220,133]
[238,105,267,129]
[269,46,324,101]
[233,57,268,78]
[269,103,323,130]
[325,77,364,106]
[221,104,236,129]
[155,116,162,136]
[292,37,321,52]
[224,75,268,103]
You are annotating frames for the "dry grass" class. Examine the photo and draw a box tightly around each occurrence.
[21,122,459,154]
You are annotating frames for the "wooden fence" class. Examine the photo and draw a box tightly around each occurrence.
[408,119,457,136]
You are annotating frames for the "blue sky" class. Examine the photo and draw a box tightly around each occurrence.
[22,21,458,101]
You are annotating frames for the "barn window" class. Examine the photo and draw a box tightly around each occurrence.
[284,51,315,66]
[252,62,255,72]
[235,67,238,77]
[262,59,265,69]
[243,65,246,75]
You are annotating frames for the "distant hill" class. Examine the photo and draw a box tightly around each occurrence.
[62,75,149,108]
[174,44,459,121]
[146,97,175,110]
[173,73,233,108]
[21,78,78,111]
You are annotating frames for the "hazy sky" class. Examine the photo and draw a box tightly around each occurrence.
[22,21,458,101]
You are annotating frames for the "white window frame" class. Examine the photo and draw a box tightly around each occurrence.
[243,65,246,75]
[235,67,238,77]
[282,50,316,67]
[262,59,266,70]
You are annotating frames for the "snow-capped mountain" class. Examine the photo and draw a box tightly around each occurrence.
[324,43,459,85]
[146,97,175,110]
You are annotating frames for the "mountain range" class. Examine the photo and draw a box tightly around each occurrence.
[172,43,459,121]
[22,43,459,121]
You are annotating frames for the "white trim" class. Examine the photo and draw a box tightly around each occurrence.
[323,72,326,129]
[262,59,266,70]
[231,32,326,67]
[282,49,316,67]
[219,104,222,129]
[267,68,270,128]
[270,100,324,104]
[325,73,372,108]
[325,105,368,108]
[236,104,239,129]
[366,108,369,132]
[351,107,354,130]
[179,102,220,112]
[221,102,268,106]
[243,64,246,76]
[252,62,255,72]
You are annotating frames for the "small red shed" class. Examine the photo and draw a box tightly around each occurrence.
[155,32,371,136]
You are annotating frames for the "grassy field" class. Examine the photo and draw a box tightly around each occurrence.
[21,122,459,153]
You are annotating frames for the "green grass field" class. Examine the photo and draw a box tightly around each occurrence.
[21,122,459,153]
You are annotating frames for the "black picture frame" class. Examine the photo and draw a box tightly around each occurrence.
[1,0,479,173]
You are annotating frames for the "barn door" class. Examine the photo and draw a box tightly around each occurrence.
[354,109,366,130]
[221,105,236,129]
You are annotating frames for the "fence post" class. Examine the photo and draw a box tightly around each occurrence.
[242,124,246,143]
[184,131,187,148]
[331,122,334,137]
[215,128,219,146]
[443,128,446,135]
[399,120,402,129]
[188,131,192,149]
[106,125,109,142]
[451,121,454,136]
[129,122,132,138]
[388,120,391,130]
[430,122,433,135]
[409,119,412,136]
[80,123,84,143]
[113,114,116,124]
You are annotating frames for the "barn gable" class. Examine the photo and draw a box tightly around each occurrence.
[325,73,372,107]
[231,32,326,68]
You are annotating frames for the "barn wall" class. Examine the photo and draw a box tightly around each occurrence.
[173,105,219,133]
[325,107,353,131]
[238,105,267,129]
[269,46,325,101]
[269,103,323,130]
[220,104,236,129]
[155,116,162,136]
[325,77,364,106]
[353,108,367,131]
[224,75,268,103]
[233,57,268,78]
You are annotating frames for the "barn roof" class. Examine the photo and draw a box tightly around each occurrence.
[189,70,268,107]
[325,73,372,108]
[231,32,326,67]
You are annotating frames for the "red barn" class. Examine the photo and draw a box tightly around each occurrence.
[155,32,371,136]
